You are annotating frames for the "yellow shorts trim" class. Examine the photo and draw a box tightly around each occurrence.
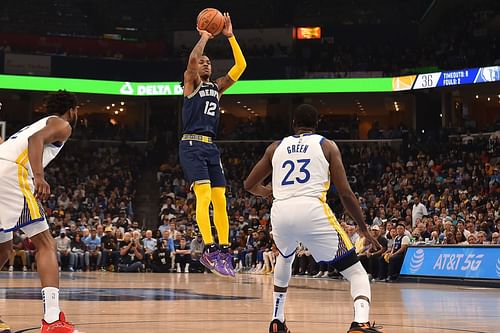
[16,149,41,220]
[321,202,353,250]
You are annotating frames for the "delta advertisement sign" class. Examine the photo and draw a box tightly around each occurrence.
[401,246,500,280]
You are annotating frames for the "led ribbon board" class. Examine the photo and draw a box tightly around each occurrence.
[392,65,500,91]
[0,75,392,95]
[0,65,498,96]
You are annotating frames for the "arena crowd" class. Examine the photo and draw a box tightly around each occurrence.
[5,129,499,282]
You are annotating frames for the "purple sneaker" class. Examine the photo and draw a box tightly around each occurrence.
[221,252,236,278]
[200,250,231,277]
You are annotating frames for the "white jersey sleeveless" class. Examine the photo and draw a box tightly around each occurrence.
[272,134,330,201]
[0,116,65,175]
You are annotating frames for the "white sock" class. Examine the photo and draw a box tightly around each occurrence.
[272,292,287,322]
[42,287,60,323]
[353,299,370,323]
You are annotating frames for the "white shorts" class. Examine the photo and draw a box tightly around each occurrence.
[271,196,354,263]
[0,159,48,243]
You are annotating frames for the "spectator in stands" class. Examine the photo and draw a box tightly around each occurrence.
[143,230,158,271]
[151,234,172,273]
[174,237,191,273]
[455,230,468,245]
[8,233,28,272]
[385,224,411,281]
[84,229,101,271]
[492,232,499,244]
[364,225,388,280]
[70,233,86,272]
[467,234,477,244]
[443,232,457,245]
[55,229,73,271]
[378,223,410,282]
[101,226,119,271]
[114,228,124,242]
[118,232,143,272]
[190,233,205,273]
[476,231,488,244]
[411,196,428,228]
[158,215,171,234]
[293,243,316,276]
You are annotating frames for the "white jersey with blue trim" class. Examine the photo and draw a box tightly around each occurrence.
[272,133,330,201]
[0,116,65,174]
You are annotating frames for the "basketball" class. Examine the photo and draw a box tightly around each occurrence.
[197,8,225,36]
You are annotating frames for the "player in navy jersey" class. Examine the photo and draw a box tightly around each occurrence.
[179,12,246,278]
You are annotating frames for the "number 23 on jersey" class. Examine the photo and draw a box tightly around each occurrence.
[281,159,311,185]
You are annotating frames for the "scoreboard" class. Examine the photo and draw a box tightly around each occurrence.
[394,66,500,91]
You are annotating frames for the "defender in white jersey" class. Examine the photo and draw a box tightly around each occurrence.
[245,104,384,333]
[0,90,79,333]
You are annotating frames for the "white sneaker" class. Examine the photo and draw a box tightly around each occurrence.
[184,264,189,273]
[69,267,75,272]
[22,266,27,272]
[321,271,329,278]
[8,266,13,272]
[176,263,181,273]
[313,271,324,278]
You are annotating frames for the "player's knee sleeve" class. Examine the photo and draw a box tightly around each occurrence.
[274,254,295,288]
[211,186,229,244]
[340,261,371,302]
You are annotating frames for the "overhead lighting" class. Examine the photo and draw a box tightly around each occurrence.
[439,113,443,118]
[236,101,241,104]
[421,129,425,134]
[114,110,119,115]
[487,97,491,101]
[247,108,252,111]
[221,110,225,114]
[119,108,124,111]
[111,103,115,107]
[250,111,255,114]
[120,101,125,105]
[106,106,110,110]
[243,105,247,108]
[475,94,479,99]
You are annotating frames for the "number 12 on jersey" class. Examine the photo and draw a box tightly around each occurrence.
[203,101,217,117]
[281,159,311,185]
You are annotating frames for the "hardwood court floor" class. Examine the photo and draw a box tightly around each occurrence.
[0,271,498,333]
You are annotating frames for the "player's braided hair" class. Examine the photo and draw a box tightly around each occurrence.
[44,90,78,115]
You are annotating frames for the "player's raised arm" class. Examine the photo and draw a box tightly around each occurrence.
[28,117,72,200]
[322,139,381,249]
[184,30,213,97]
[244,141,278,197]
[216,13,247,94]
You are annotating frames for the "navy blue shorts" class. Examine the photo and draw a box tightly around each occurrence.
[179,140,226,187]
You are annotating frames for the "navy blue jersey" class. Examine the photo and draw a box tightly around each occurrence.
[182,81,220,137]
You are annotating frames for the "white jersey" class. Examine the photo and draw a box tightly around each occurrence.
[272,134,330,201]
[0,116,65,175]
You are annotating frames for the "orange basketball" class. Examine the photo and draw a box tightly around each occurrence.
[197,8,224,36]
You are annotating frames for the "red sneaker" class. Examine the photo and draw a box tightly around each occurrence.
[41,312,75,333]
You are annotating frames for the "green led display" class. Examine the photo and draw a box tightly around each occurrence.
[0,74,393,96]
